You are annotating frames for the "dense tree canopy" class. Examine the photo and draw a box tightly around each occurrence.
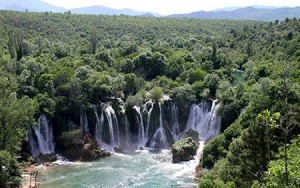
[0,10,299,187]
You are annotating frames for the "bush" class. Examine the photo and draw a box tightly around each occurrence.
[150,86,163,102]
[126,93,144,107]
[201,134,227,168]
[171,84,196,104]
[201,120,243,169]
[0,150,21,187]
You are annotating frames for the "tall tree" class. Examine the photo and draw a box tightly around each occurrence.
[7,31,15,60]
[90,28,97,54]
[226,110,280,187]
[15,30,24,61]
[0,74,35,154]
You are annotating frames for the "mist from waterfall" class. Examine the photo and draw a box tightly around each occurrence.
[28,114,55,157]
[185,100,221,141]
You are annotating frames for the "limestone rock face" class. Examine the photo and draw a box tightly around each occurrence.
[171,137,198,163]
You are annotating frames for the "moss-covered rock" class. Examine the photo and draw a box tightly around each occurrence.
[38,153,57,163]
[171,137,198,163]
[179,129,200,143]
[57,129,111,161]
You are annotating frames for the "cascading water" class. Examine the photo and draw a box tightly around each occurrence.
[124,116,130,145]
[145,101,154,142]
[94,106,104,144]
[149,103,168,148]
[104,105,120,147]
[133,106,146,146]
[202,100,221,139]
[80,111,90,135]
[28,114,55,157]
[185,99,221,141]
[37,100,222,187]
[171,102,180,140]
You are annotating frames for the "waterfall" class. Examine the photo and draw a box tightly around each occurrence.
[28,114,55,157]
[125,116,130,145]
[133,106,145,146]
[80,111,90,135]
[203,101,221,139]
[94,106,104,144]
[28,127,39,157]
[145,102,154,144]
[149,103,168,148]
[185,100,221,141]
[104,106,120,147]
[171,102,180,140]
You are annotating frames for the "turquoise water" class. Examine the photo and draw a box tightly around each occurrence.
[38,149,200,188]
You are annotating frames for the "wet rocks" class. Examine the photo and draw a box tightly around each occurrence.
[171,137,198,163]
[57,130,111,161]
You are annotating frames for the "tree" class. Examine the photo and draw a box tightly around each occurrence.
[204,73,220,97]
[286,32,293,40]
[0,93,35,153]
[272,64,299,187]
[187,68,207,84]
[0,72,35,187]
[7,31,15,59]
[90,28,97,54]
[0,150,21,187]
[246,43,253,57]
[211,41,217,64]
[226,110,280,187]
[133,51,167,80]
[265,135,300,188]
[15,31,24,61]
[150,86,163,102]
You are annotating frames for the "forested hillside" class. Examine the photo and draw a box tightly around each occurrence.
[0,10,299,187]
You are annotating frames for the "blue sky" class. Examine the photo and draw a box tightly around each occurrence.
[43,0,300,15]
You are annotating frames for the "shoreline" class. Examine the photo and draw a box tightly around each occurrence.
[21,163,59,188]
[21,165,39,188]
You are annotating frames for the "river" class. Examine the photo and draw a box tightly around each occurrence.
[38,142,204,188]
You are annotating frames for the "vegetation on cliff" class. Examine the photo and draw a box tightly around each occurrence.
[0,10,299,187]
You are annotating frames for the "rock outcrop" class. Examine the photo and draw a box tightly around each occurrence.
[38,153,57,163]
[171,137,198,163]
[57,130,111,161]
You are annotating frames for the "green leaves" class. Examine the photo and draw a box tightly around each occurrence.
[256,110,281,128]
[265,135,300,188]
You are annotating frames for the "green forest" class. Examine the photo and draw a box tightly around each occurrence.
[0,10,299,187]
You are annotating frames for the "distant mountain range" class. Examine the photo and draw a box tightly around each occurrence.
[0,0,157,16]
[0,0,65,12]
[71,6,157,16]
[0,0,300,21]
[169,6,300,21]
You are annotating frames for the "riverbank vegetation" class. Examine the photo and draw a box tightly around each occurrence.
[0,10,299,187]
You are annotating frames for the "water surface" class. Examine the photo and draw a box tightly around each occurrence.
[38,144,204,188]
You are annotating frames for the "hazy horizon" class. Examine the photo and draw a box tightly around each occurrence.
[42,0,300,15]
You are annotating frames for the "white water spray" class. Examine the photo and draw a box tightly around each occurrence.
[28,114,55,157]
[94,106,104,144]
[134,106,146,146]
[104,105,120,147]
